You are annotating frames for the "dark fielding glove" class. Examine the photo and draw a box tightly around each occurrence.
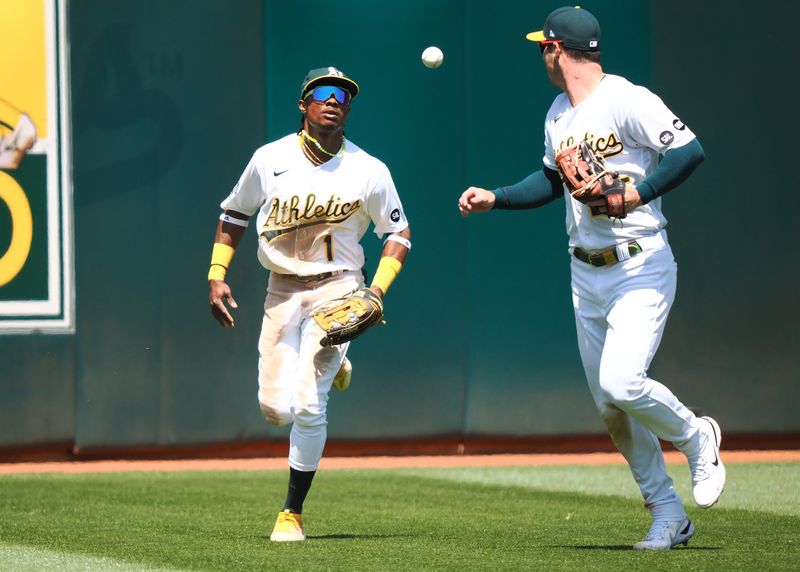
[312,287,384,347]
[555,140,627,219]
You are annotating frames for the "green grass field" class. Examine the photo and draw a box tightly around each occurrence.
[1,461,797,571]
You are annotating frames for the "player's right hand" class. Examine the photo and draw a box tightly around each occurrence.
[209,280,238,328]
[458,187,495,217]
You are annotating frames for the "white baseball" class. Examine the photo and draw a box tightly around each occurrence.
[421,46,444,69]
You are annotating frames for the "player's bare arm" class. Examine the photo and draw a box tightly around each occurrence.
[381,227,411,264]
[369,226,411,298]
[208,210,249,328]
[622,184,643,212]
[458,187,496,217]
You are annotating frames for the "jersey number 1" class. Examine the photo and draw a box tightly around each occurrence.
[323,234,334,262]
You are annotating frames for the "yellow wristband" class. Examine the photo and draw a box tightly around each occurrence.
[208,243,235,281]
[370,256,403,294]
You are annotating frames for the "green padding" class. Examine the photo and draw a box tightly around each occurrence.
[3,0,799,450]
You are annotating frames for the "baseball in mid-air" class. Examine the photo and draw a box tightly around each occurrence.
[421,46,444,69]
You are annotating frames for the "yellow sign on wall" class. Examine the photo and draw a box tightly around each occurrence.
[0,0,74,333]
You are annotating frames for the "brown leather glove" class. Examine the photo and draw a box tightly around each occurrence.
[555,140,626,219]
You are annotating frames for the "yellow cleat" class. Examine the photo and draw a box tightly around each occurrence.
[270,509,305,542]
[332,357,352,392]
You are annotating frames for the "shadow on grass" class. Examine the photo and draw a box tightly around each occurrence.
[552,545,720,551]
[307,533,413,540]
[256,533,412,541]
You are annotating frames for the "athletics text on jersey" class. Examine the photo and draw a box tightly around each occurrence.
[221,134,408,276]
[543,74,696,250]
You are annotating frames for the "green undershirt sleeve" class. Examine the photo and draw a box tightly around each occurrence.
[492,167,564,210]
[637,138,705,204]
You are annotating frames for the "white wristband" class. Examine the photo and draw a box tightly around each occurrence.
[385,234,411,250]
[219,213,249,227]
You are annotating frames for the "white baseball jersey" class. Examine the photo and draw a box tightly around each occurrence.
[543,74,696,250]
[221,133,408,276]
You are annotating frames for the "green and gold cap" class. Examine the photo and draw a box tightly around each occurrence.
[300,67,359,99]
[526,6,601,52]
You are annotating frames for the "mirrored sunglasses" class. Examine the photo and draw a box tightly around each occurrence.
[306,85,351,104]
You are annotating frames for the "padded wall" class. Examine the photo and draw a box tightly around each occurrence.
[1,1,796,451]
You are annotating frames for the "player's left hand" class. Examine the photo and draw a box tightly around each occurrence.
[312,287,384,347]
[209,280,238,328]
[586,184,642,215]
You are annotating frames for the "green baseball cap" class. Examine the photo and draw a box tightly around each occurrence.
[300,67,359,99]
[526,6,601,52]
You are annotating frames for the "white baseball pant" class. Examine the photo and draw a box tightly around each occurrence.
[571,231,703,517]
[257,270,362,471]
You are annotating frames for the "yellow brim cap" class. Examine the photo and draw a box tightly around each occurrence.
[526,30,546,42]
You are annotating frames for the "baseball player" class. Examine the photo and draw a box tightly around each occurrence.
[458,6,725,550]
[207,66,411,542]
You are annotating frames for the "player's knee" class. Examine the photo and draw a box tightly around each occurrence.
[258,398,292,426]
[597,371,647,406]
[293,407,326,429]
[598,402,626,430]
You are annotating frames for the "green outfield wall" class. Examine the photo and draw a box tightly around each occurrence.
[0,0,797,452]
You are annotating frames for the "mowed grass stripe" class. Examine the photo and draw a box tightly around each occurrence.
[0,466,797,571]
[396,461,800,516]
[0,542,178,572]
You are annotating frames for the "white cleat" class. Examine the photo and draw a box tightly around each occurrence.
[689,416,726,508]
[332,357,351,392]
[633,518,695,550]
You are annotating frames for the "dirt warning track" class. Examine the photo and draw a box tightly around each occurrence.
[1,450,797,475]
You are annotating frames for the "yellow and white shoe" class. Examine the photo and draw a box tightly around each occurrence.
[332,357,352,392]
[270,509,305,542]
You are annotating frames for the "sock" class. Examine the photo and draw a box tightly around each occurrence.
[281,467,316,514]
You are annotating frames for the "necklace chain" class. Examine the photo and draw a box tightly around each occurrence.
[299,135,324,166]
[299,130,344,161]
